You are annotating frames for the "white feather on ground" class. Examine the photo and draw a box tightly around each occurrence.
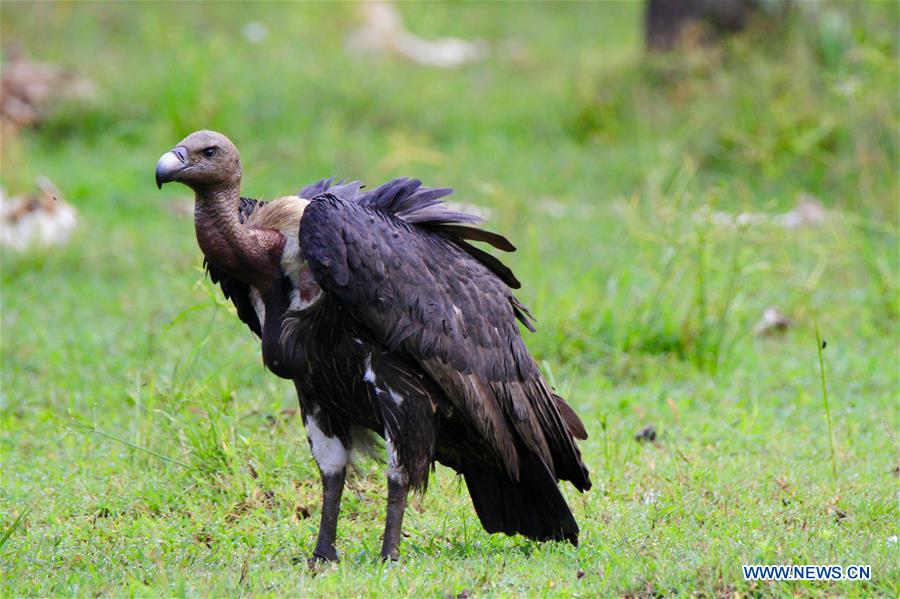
[753,307,794,336]
[347,1,488,69]
[1,177,78,251]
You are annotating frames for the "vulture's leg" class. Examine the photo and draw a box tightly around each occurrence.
[381,436,410,561]
[312,467,345,563]
[304,414,349,563]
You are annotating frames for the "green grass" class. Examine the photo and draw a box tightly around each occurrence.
[1,2,898,596]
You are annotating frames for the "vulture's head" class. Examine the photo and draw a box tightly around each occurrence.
[155,130,242,191]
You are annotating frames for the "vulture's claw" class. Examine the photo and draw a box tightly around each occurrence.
[312,549,339,563]
[298,550,339,570]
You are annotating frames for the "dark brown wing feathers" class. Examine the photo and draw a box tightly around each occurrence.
[300,192,590,491]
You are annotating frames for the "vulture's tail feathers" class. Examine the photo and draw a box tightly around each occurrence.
[463,451,580,545]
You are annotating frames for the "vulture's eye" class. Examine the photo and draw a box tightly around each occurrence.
[203,147,217,158]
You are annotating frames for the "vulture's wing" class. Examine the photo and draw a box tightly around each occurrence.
[299,180,590,490]
[204,197,265,336]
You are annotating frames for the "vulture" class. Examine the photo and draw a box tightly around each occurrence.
[155,130,591,562]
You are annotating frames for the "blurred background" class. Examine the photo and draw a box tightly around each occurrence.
[1,1,897,595]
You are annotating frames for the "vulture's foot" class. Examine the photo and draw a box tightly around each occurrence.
[380,544,400,562]
[380,476,410,561]
[292,552,338,569]
[306,548,339,567]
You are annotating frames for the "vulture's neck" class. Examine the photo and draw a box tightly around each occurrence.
[193,184,283,292]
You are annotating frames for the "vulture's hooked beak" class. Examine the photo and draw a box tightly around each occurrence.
[155,147,188,189]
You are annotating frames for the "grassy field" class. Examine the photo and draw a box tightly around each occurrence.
[1,2,898,596]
